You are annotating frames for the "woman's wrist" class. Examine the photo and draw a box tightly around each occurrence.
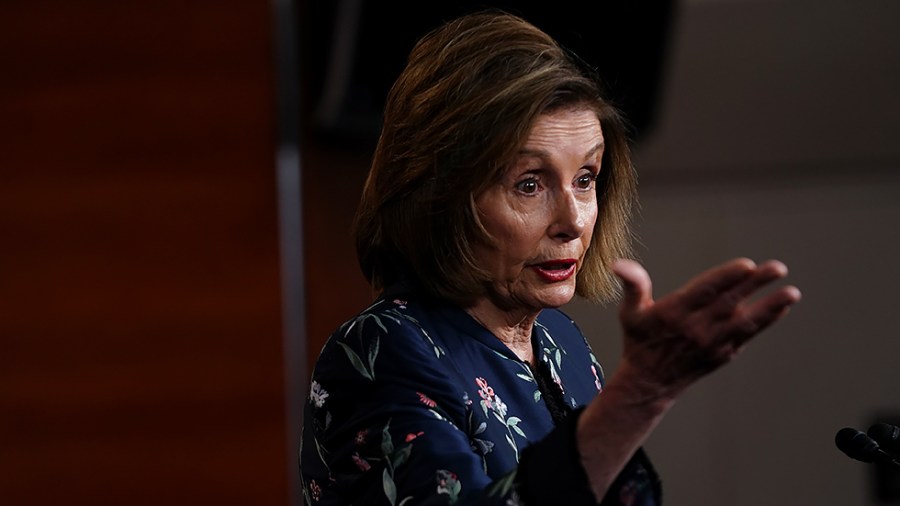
[608,358,685,409]
[575,363,675,501]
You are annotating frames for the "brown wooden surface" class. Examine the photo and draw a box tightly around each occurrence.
[296,2,380,369]
[0,1,287,504]
[301,144,374,371]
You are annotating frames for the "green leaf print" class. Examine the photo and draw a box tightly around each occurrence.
[343,318,358,338]
[380,311,402,325]
[371,314,388,334]
[368,334,380,373]
[313,435,329,468]
[505,433,518,462]
[391,444,412,470]
[383,468,397,506]
[337,342,373,380]
[381,420,394,456]
[428,409,451,423]
[507,417,525,438]
[487,470,517,497]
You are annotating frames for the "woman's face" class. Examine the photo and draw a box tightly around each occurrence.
[473,107,602,314]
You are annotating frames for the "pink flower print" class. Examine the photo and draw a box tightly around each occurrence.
[351,452,371,472]
[417,391,437,408]
[405,431,425,442]
[475,377,494,396]
[392,298,407,309]
[436,469,461,501]
[474,376,523,458]
[309,479,322,502]
[355,429,367,446]
[591,365,603,392]
[475,377,497,409]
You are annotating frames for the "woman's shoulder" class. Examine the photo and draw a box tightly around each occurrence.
[315,295,449,375]
[307,294,468,436]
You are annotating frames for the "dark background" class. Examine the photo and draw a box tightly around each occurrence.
[300,1,676,148]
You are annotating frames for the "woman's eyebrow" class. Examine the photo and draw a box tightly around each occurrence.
[583,141,606,162]
[516,148,550,160]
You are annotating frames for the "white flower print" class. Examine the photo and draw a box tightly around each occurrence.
[310,380,329,407]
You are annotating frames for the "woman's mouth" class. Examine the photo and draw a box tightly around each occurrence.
[531,259,577,282]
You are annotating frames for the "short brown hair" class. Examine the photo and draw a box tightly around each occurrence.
[353,10,637,306]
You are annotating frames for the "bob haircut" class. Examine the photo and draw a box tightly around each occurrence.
[354,10,637,306]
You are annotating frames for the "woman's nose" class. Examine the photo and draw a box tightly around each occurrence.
[549,189,586,240]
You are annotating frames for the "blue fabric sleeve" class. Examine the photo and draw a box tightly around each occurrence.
[517,407,662,506]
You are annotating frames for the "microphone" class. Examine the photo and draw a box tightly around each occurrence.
[835,427,900,468]
[868,423,900,455]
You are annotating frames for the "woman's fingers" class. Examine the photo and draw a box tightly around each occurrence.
[614,256,801,339]
[630,257,799,339]
[666,258,794,318]
[716,284,802,346]
[704,260,791,319]
[666,258,757,313]
[612,259,655,318]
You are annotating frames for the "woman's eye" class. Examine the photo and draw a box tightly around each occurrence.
[515,178,539,194]
[576,173,596,190]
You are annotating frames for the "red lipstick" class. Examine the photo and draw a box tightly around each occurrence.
[531,259,577,282]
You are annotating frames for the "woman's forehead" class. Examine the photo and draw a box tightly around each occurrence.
[519,109,604,157]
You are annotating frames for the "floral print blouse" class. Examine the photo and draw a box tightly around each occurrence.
[300,286,661,505]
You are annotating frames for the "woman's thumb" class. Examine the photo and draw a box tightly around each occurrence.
[612,259,653,313]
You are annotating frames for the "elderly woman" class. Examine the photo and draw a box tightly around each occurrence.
[300,10,800,506]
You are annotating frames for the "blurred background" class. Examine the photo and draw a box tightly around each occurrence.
[2,0,898,505]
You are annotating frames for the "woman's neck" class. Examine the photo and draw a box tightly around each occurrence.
[464,299,539,365]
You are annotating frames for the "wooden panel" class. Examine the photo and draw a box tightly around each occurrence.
[301,144,374,369]
[0,1,287,504]
[297,1,387,367]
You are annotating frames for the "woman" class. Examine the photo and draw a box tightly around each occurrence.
[299,10,801,505]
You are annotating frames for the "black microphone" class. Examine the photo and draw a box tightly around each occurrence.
[868,423,900,455]
[835,427,900,468]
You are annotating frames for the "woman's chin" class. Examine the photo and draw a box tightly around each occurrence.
[532,283,577,309]
[486,279,578,312]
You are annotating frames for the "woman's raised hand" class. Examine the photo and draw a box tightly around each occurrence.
[611,258,802,401]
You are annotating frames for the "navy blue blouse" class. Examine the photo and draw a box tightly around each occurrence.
[300,286,661,505]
